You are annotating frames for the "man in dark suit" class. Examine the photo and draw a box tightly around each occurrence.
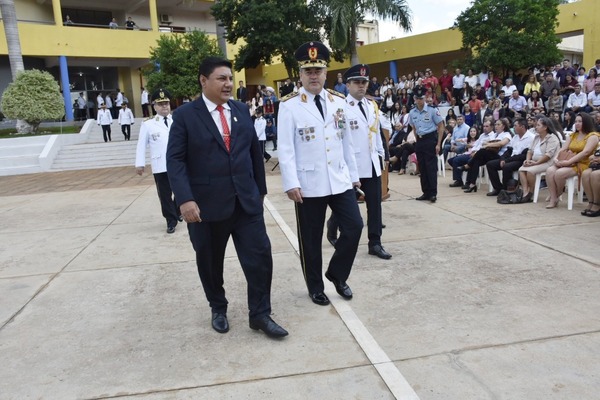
[167,57,288,339]
[236,80,248,102]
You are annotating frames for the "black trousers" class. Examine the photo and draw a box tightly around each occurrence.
[328,166,382,247]
[153,172,179,227]
[142,103,149,118]
[486,159,523,191]
[296,189,363,295]
[466,149,499,185]
[121,124,131,140]
[415,133,438,197]
[259,140,271,161]
[187,199,273,319]
[101,124,111,142]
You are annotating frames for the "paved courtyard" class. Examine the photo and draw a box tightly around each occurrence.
[0,166,599,399]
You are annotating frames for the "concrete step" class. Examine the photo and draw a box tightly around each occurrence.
[0,143,46,157]
[0,164,42,176]
[51,140,149,171]
[0,154,41,168]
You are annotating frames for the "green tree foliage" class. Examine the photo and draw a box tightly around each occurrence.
[211,0,321,78]
[454,0,563,74]
[1,69,64,134]
[143,31,223,99]
[311,0,411,65]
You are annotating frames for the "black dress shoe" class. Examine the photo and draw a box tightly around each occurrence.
[249,315,288,338]
[429,196,437,203]
[324,271,353,299]
[211,312,229,333]
[310,292,330,305]
[368,244,392,260]
[461,184,470,190]
[178,215,184,222]
[166,226,176,234]
[449,181,464,188]
[486,190,500,196]
[415,194,429,201]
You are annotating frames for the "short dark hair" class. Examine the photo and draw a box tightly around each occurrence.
[198,57,232,80]
[513,117,526,128]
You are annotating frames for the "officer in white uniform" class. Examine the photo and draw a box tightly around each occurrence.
[135,89,180,233]
[118,102,135,140]
[326,64,391,260]
[278,41,363,306]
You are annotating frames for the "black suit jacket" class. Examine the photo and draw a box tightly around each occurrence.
[236,87,248,101]
[167,97,267,222]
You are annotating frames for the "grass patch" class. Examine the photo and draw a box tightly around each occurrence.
[0,125,82,139]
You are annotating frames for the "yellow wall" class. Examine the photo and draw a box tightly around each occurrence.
[12,0,54,22]
[0,23,163,59]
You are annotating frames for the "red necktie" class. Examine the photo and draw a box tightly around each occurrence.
[216,104,230,151]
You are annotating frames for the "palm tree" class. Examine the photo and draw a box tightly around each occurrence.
[316,0,412,65]
[0,0,24,80]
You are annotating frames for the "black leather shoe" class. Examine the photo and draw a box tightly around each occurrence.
[449,181,464,188]
[324,271,353,299]
[368,244,392,260]
[429,196,437,203]
[415,194,429,201]
[310,292,330,305]
[211,312,229,333]
[178,215,184,222]
[486,190,500,196]
[166,226,176,234]
[249,315,288,338]
[461,184,470,190]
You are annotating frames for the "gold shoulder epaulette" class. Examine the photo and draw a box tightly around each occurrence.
[326,88,345,99]
[280,91,299,102]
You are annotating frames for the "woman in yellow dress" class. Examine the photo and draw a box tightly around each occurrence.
[545,112,599,209]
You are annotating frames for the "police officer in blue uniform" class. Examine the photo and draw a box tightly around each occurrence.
[409,85,445,202]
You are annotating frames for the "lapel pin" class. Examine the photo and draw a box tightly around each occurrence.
[233,117,238,122]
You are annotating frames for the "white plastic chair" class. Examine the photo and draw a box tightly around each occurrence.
[437,136,448,177]
[533,172,546,203]
[533,172,584,210]
[565,175,584,210]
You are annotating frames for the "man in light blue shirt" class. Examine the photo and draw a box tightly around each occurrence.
[333,76,348,96]
[443,114,469,162]
[508,90,527,118]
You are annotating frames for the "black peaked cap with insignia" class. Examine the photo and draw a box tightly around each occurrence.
[151,88,171,103]
[294,41,330,68]
[413,85,427,99]
[344,64,370,81]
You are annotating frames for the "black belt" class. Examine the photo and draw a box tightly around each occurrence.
[417,131,436,137]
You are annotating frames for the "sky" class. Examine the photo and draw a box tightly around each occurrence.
[376,0,473,41]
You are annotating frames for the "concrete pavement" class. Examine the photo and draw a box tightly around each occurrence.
[0,166,599,399]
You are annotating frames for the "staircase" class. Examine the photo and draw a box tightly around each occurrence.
[50,118,149,171]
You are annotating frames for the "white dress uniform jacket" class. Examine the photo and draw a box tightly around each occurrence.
[97,109,112,125]
[118,108,135,125]
[278,88,359,197]
[135,114,172,174]
[254,116,266,141]
[345,95,384,178]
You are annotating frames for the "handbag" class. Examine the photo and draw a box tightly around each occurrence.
[497,187,523,204]
[557,149,576,161]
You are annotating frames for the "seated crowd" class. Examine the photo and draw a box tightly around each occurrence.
[375,60,600,215]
